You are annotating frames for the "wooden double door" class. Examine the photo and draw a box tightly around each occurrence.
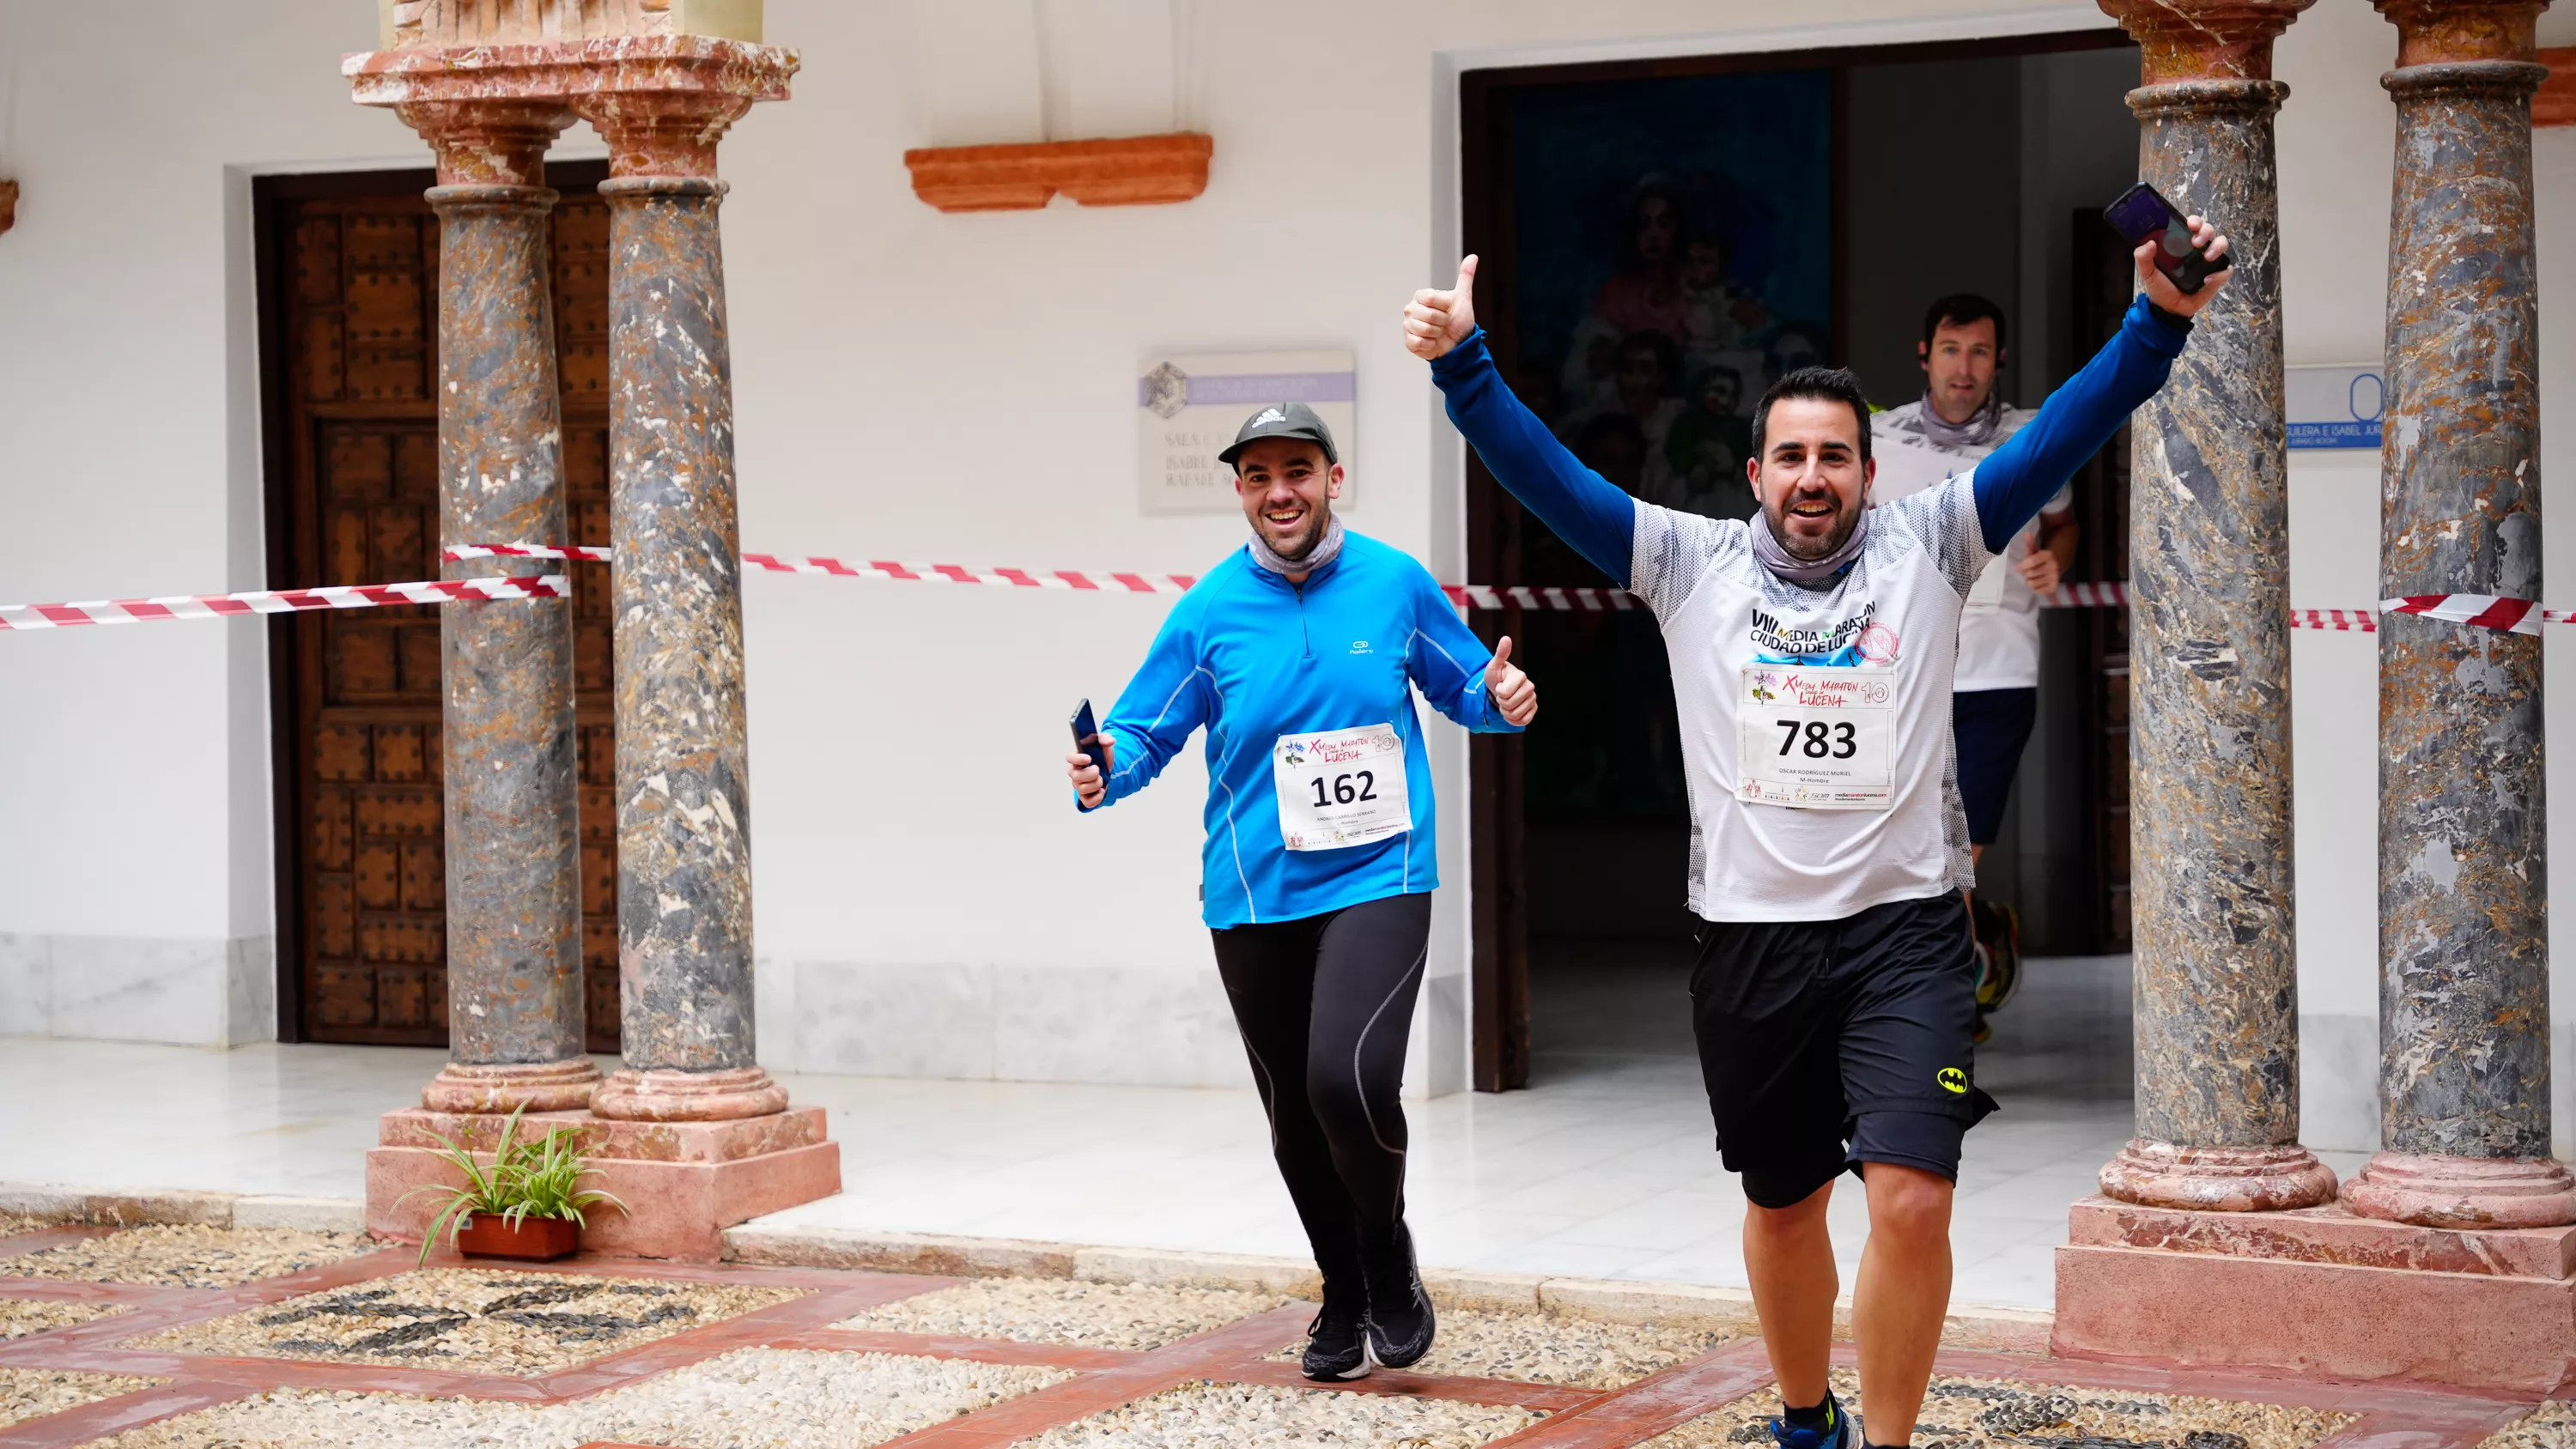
[260,167,621,1048]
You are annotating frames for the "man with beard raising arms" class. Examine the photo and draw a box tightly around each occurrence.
[1401,220,2229,1448]
[1066,403,1538,1381]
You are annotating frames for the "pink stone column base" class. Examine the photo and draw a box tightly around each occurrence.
[2342,1150,2576,1228]
[367,1106,841,1262]
[421,1058,601,1113]
[592,1066,789,1122]
[2098,1138,2339,1211]
[2059,1194,2576,1389]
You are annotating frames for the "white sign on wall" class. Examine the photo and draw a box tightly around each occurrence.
[1137,349,1357,514]
[2287,364,2385,450]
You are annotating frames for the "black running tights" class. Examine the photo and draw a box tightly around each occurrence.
[1210,891,1431,1291]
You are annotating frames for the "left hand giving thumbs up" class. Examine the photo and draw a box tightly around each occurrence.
[1486,635,1537,726]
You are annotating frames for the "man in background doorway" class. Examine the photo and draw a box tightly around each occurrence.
[1869,294,2075,1039]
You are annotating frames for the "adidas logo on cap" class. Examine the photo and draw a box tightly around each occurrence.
[1251,407,1287,426]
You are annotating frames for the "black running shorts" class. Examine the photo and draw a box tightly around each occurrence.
[1690,893,2000,1208]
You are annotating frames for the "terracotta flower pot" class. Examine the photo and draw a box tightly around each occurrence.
[454,1212,580,1261]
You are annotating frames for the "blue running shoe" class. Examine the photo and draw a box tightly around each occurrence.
[1768,1392,1855,1449]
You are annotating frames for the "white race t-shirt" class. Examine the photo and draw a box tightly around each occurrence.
[1631,476,1992,922]
[1870,400,2064,692]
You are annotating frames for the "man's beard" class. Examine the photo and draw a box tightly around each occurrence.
[1766,495,1859,561]
[1262,508,1328,561]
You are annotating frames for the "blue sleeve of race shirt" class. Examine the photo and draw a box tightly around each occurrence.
[1086,600,1210,813]
[1406,566,1525,734]
[1431,328,1638,587]
[1972,295,2190,552]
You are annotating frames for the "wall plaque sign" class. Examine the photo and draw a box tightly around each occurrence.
[1137,349,1356,514]
[2287,363,2385,450]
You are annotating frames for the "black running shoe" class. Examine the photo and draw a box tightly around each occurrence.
[1363,1226,1436,1369]
[1300,1290,1370,1381]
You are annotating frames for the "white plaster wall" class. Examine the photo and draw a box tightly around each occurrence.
[0,0,2565,1127]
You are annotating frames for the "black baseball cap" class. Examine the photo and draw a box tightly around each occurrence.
[1218,402,1339,468]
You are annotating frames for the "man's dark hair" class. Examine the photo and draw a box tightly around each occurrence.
[1751,366,1873,465]
[1921,293,2008,357]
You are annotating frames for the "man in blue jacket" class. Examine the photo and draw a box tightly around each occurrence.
[1065,402,1536,1380]
[1403,223,2227,1449]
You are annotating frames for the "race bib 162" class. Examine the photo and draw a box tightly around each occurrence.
[1273,723,1410,851]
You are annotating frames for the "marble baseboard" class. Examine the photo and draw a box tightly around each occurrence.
[0,932,275,1047]
[760,958,1469,1095]
[2298,1009,2380,1155]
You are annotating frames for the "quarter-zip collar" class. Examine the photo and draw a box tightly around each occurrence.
[1242,537,1346,594]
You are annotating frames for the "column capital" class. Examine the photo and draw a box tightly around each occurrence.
[391,99,574,188]
[2098,0,2315,84]
[2376,0,2547,66]
[573,91,756,179]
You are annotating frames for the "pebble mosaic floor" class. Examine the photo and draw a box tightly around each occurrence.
[0,1222,2557,1449]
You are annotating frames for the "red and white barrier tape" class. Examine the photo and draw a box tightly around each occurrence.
[11,543,2538,638]
[447,543,1199,594]
[447,544,2565,637]
[2381,593,2549,634]
[0,575,569,632]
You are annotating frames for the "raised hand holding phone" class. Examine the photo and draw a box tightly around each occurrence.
[1066,699,1114,809]
[2105,184,2231,320]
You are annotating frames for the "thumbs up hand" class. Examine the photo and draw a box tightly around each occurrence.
[1403,256,1480,362]
[1485,634,1537,726]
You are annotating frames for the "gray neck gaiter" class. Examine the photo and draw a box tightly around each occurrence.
[1913,386,2007,450]
[1249,512,1345,579]
[1749,503,1869,589]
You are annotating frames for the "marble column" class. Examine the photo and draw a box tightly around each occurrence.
[2345,0,2573,1229]
[574,90,784,1124]
[2094,0,2336,1212]
[400,100,598,1114]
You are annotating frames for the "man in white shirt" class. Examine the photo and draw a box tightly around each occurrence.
[1410,220,2227,1449]
[1868,296,2075,1033]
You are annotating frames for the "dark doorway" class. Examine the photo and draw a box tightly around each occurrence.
[258,166,619,1048]
[1459,33,2142,1090]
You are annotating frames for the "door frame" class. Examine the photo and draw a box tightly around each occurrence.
[1455,27,2135,1090]
[255,161,609,1044]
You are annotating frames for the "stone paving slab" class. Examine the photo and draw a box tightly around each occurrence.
[0,1228,2551,1449]
[77,1349,1071,1449]
[121,1268,804,1376]
[1013,1378,1540,1447]
[2479,1402,2575,1449]
[0,1307,119,1347]
[1638,1367,2354,1449]
[830,1278,1291,1352]
[0,1372,161,1434]
[0,1228,374,1289]
[1259,1307,1734,1389]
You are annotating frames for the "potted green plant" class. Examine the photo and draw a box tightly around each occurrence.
[397,1105,629,1264]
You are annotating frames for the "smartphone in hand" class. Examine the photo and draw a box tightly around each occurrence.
[2105,183,2220,294]
[1070,699,1104,766]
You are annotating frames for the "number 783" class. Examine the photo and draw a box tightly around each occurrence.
[1777,718,1857,760]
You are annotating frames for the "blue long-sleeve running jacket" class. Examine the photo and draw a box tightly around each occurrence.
[1084,531,1522,928]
